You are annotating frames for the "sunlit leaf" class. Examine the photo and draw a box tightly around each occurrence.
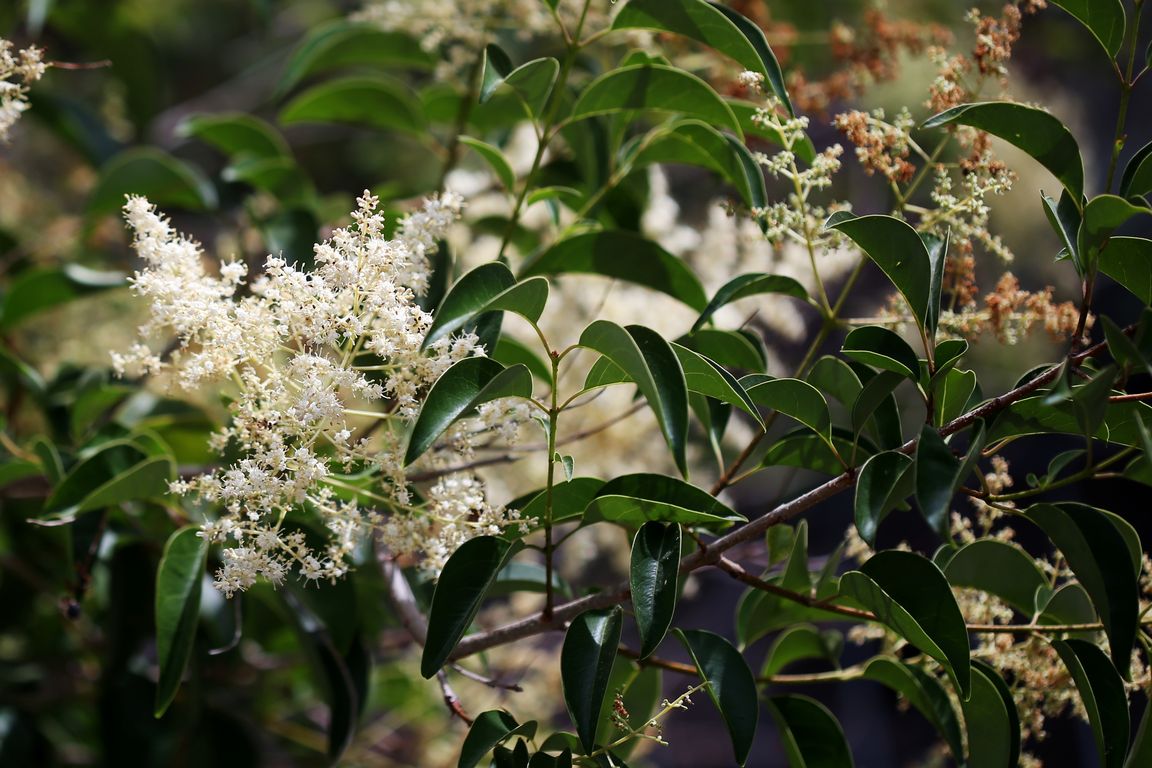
[562,607,623,754]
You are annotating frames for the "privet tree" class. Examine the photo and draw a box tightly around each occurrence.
[2,0,1152,766]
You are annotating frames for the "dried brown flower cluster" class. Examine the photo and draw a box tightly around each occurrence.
[832,108,917,183]
[939,271,1084,344]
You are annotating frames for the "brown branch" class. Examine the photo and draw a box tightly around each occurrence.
[437,670,474,726]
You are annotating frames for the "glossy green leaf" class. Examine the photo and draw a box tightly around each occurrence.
[279,76,426,135]
[1043,189,1083,268]
[489,561,567,598]
[850,370,904,440]
[962,662,1020,767]
[1053,638,1129,768]
[481,47,559,118]
[630,522,682,659]
[676,629,758,766]
[854,451,913,546]
[1119,139,1152,200]
[88,147,216,216]
[922,101,1084,201]
[570,64,741,137]
[807,356,863,408]
[990,391,1152,447]
[761,625,842,677]
[493,336,553,387]
[562,607,623,754]
[827,213,941,334]
[459,711,538,768]
[915,425,959,538]
[585,473,743,528]
[579,321,690,475]
[944,539,1050,615]
[759,428,874,474]
[154,526,208,716]
[742,375,833,446]
[594,661,662,759]
[1049,0,1126,59]
[0,266,125,330]
[522,231,707,311]
[514,477,605,530]
[1080,195,1150,267]
[863,658,964,763]
[1038,582,1098,628]
[405,358,533,465]
[422,536,514,678]
[424,264,516,347]
[839,551,970,697]
[1025,503,1140,676]
[673,345,762,424]
[459,136,516,191]
[933,367,977,426]
[276,21,432,96]
[767,694,854,768]
[841,326,921,381]
[613,0,791,114]
[178,112,289,161]
[39,441,174,524]
[1100,236,1152,304]
[629,120,767,211]
[692,273,809,334]
[678,328,767,371]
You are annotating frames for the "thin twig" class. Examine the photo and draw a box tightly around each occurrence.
[437,670,474,725]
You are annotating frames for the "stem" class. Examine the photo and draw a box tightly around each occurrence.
[542,350,562,621]
[1105,0,1144,192]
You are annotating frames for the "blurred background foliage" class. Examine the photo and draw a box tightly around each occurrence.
[1,1,1148,766]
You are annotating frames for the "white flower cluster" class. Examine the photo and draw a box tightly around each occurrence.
[117,191,526,593]
[0,38,46,143]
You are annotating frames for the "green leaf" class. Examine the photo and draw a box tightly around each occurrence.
[827,213,940,335]
[915,425,959,539]
[1038,582,1098,627]
[595,661,662,759]
[678,328,767,372]
[481,278,550,328]
[177,112,289,162]
[1052,638,1129,768]
[39,441,174,525]
[1049,0,1126,59]
[842,326,921,381]
[1025,502,1140,676]
[279,76,426,136]
[850,370,904,442]
[759,428,874,475]
[522,231,708,311]
[562,607,623,754]
[761,624,842,677]
[1100,236,1152,304]
[405,358,533,465]
[1080,195,1150,268]
[481,46,559,118]
[839,551,970,697]
[767,695,854,768]
[854,451,913,546]
[676,629,758,766]
[922,102,1084,202]
[692,273,808,334]
[459,136,516,191]
[933,367,977,426]
[630,522,682,659]
[153,526,208,717]
[0,266,125,330]
[1119,139,1152,200]
[944,539,1050,615]
[585,473,743,528]
[962,662,1020,767]
[422,536,514,678]
[673,345,762,424]
[276,21,433,96]
[1043,189,1083,269]
[570,64,742,137]
[989,391,1152,447]
[579,321,690,476]
[514,477,606,530]
[628,120,767,211]
[1127,689,1152,768]
[862,658,964,763]
[613,0,792,114]
[807,356,863,408]
[88,148,216,217]
[459,711,538,768]
[493,336,553,388]
[741,375,833,447]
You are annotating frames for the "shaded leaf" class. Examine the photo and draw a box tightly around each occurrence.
[1049,0,1126,59]
[673,344,762,424]
[922,102,1084,201]
[767,694,854,768]
[522,231,707,311]
[841,326,921,381]
[962,662,1020,767]
[459,711,538,768]
[854,451,913,546]
[276,21,432,96]
[585,473,743,529]
[1120,138,1152,200]
[761,625,842,677]
[944,539,1051,615]
[742,375,833,446]
[88,148,216,217]
[630,522,682,659]
[915,425,959,538]
[1052,638,1129,768]
[459,136,516,191]
[279,76,426,135]
[481,47,559,118]
[562,608,623,754]
[863,658,964,763]
[154,526,208,716]
[692,273,808,334]
[1100,236,1152,304]
[422,536,514,678]
[178,112,289,161]
[676,629,758,766]
[839,551,970,697]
